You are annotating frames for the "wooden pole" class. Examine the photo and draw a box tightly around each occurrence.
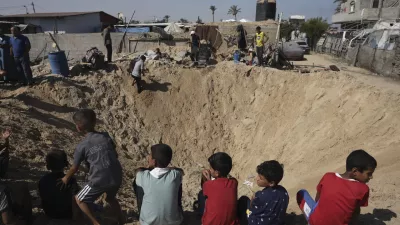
[48,33,61,52]
[117,11,136,53]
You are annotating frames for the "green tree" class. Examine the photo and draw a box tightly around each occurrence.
[179,18,189,23]
[280,21,296,41]
[210,5,217,22]
[228,5,241,21]
[300,17,329,50]
[163,15,170,23]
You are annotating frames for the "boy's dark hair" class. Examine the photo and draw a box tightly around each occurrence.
[208,152,232,177]
[256,26,261,30]
[72,109,96,131]
[140,55,146,61]
[151,144,173,168]
[46,150,68,171]
[346,149,377,172]
[12,26,21,31]
[257,160,284,184]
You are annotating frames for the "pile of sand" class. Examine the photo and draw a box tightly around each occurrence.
[0,61,399,224]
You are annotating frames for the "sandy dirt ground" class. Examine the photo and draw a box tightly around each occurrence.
[0,56,399,225]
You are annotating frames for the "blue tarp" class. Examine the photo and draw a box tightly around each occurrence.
[115,27,150,33]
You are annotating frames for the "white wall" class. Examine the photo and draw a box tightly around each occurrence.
[25,13,101,33]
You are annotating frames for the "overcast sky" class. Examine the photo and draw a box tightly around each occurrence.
[1,0,336,22]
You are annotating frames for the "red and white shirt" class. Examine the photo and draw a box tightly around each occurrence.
[310,173,369,225]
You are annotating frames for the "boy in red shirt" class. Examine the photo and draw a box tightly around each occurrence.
[297,149,377,225]
[201,152,238,225]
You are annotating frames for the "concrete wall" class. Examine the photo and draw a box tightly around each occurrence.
[355,45,397,77]
[319,34,399,78]
[24,33,189,62]
[332,0,400,23]
[25,13,102,33]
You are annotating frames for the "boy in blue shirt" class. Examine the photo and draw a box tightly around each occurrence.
[9,26,33,86]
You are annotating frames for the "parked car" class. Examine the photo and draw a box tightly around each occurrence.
[295,40,311,54]
[279,42,305,61]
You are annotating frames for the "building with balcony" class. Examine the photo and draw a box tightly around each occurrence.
[332,0,400,30]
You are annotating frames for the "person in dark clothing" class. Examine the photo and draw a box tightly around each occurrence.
[0,129,11,179]
[0,29,17,83]
[102,25,112,63]
[237,24,247,50]
[39,150,80,220]
[10,26,33,86]
[190,31,200,62]
[238,161,289,225]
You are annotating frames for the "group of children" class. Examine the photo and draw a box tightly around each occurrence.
[0,108,378,225]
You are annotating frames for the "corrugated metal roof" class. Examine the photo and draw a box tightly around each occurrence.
[1,11,108,18]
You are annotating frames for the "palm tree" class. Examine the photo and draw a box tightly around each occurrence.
[163,15,170,23]
[179,18,189,23]
[228,5,241,21]
[210,5,217,22]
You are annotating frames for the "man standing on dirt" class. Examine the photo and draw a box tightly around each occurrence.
[102,25,112,63]
[10,26,34,86]
[190,31,200,62]
[132,55,146,94]
[255,26,268,67]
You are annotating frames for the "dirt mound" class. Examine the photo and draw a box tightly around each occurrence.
[1,61,399,224]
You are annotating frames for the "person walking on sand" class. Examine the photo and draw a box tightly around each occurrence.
[10,26,34,86]
[190,31,200,62]
[131,55,146,94]
[102,25,113,63]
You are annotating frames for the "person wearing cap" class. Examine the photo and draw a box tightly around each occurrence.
[190,31,200,62]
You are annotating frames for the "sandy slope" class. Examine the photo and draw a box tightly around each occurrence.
[0,61,399,224]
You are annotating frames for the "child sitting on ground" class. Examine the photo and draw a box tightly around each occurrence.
[60,109,124,225]
[134,144,183,225]
[297,149,377,225]
[240,160,289,225]
[201,152,238,225]
[39,150,80,220]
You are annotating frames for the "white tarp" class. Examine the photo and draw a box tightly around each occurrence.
[164,23,184,34]
[239,19,252,23]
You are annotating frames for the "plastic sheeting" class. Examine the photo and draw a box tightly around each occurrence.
[115,27,150,33]
[164,23,184,34]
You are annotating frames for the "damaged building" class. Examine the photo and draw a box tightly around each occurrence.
[256,0,277,21]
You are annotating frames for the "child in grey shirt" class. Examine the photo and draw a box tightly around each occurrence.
[60,109,123,225]
[134,144,183,225]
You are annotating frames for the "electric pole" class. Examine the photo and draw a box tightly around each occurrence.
[31,2,36,13]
